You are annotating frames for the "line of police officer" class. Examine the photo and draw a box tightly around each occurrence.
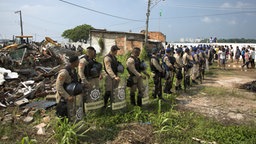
[55,45,207,121]
[55,45,150,121]
[150,45,208,99]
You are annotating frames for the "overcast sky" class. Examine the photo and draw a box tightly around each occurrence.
[0,0,256,42]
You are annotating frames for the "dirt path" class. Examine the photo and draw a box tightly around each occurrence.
[177,66,256,124]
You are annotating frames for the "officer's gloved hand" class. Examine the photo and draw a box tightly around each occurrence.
[83,82,91,89]
[67,96,73,102]
[114,76,120,81]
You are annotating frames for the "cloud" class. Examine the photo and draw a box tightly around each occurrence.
[220,1,251,9]
[201,17,212,23]
[220,2,232,8]
[228,19,237,25]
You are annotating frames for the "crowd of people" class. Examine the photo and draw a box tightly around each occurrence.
[55,43,255,121]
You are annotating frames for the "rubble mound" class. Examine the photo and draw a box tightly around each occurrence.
[239,80,256,92]
[112,123,154,144]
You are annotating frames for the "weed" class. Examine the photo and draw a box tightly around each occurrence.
[20,136,37,144]
[48,117,90,144]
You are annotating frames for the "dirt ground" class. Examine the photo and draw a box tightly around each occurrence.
[176,63,256,124]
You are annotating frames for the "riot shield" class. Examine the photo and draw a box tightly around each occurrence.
[84,79,104,112]
[112,77,127,110]
[75,93,84,121]
[142,78,149,105]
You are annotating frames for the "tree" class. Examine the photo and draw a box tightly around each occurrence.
[62,24,94,43]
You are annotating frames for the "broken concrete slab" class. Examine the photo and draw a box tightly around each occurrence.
[1,136,9,140]
[21,108,30,116]
[23,116,33,123]
[28,110,39,117]
[37,127,46,135]
[0,102,7,108]
[14,98,29,106]
[42,116,50,123]
[0,67,19,85]
[34,122,47,129]
[45,94,56,101]
[0,67,19,79]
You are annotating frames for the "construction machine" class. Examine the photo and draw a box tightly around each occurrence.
[1,35,33,50]
[41,37,61,48]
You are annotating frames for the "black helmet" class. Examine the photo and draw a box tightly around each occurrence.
[117,62,124,73]
[65,82,83,96]
[90,62,102,78]
[140,60,147,71]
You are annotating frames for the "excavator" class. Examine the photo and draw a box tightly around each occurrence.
[41,37,61,48]
[1,35,33,50]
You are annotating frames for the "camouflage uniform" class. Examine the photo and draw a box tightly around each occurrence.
[78,53,102,111]
[126,54,145,106]
[174,50,183,90]
[182,51,193,87]
[150,54,163,98]
[103,53,119,107]
[55,65,77,121]
[191,50,199,83]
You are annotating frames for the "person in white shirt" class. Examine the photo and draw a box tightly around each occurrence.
[219,47,226,70]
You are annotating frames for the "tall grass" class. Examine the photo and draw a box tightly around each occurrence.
[48,117,90,144]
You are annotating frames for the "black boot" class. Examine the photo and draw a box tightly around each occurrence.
[186,76,191,88]
[104,91,111,108]
[130,93,136,106]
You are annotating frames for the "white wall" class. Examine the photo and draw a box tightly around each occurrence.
[168,43,256,49]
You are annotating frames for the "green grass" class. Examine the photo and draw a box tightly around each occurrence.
[1,55,255,143]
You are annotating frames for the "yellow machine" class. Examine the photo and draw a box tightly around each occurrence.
[41,37,61,47]
[1,35,33,51]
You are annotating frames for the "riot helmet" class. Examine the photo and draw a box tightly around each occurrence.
[140,60,147,71]
[117,61,124,73]
[90,62,102,78]
[65,82,83,96]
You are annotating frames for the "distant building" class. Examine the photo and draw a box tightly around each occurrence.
[89,29,166,55]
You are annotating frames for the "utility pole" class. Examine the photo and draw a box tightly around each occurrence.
[145,0,151,46]
[15,10,23,36]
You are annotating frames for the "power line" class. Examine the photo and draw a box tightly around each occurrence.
[150,10,256,20]
[59,0,144,22]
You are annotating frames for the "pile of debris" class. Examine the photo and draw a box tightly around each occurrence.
[0,40,80,109]
[239,80,256,92]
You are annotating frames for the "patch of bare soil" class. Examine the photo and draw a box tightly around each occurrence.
[112,123,154,144]
[177,67,256,124]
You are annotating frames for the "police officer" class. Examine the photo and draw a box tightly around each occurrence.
[162,47,176,94]
[126,47,149,106]
[150,48,164,99]
[183,48,193,88]
[78,46,102,109]
[55,56,79,120]
[174,48,184,91]
[103,45,121,108]
[191,47,199,84]
[78,46,102,88]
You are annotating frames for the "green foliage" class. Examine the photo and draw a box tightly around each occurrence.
[98,37,105,54]
[48,117,90,144]
[140,45,149,60]
[20,136,37,144]
[62,24,94,42]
